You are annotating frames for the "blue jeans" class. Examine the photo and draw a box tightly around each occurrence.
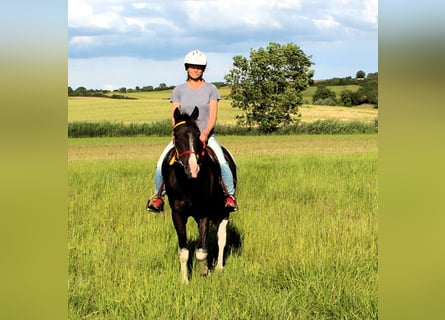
[152,135,235,196]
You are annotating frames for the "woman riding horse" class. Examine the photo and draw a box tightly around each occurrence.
[146,49,237,212]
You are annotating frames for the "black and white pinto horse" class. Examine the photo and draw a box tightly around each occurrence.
[162,107,237,284]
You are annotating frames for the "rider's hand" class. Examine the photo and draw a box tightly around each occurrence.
[199,132,208,144]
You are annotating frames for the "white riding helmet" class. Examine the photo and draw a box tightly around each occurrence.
[184,50,207,69]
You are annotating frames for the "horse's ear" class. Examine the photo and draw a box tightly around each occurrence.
[191,106,199,120]
[173,107,181,122]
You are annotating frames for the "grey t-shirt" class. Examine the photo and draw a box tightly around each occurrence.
[170,82,221,132]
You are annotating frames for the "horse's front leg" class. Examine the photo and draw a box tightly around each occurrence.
[172,211,189,284]
[196,216,210,276]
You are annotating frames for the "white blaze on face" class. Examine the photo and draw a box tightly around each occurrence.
[187,134,200,178]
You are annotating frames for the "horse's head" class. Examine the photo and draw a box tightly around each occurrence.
[172,106,204,179]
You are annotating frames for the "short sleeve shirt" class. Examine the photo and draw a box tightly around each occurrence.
[170,82,221,132]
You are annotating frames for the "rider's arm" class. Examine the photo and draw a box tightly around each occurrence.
[200,99,218,142]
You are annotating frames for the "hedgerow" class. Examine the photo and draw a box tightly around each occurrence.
[68,119,378,137]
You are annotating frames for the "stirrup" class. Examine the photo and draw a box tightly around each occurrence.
[224,195,238,212]
[146,196,164,212]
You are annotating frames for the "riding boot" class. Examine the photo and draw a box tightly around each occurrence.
[220,179,238,212]
[146,180,165,212]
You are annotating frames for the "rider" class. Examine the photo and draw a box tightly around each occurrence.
[146,49,238,212]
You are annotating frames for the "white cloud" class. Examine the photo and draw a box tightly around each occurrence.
[68,0,127,30]
[132,2,148,9]
[68,0,93,27]
[69,35,97,47]
[274,0,303,10]
[313,15,340,29]
[363,0,378,25]
[125,17,181,33]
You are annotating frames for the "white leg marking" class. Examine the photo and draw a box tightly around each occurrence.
[215,219,228,271]
[178,248,189,284]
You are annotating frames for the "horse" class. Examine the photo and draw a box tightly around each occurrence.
[162,106,237,284]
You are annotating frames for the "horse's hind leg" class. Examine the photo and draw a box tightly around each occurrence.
[215,218,228,271]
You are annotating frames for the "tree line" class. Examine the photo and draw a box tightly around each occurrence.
[312,72,378,107]
[68,82,227,97]
[68,83,174,97]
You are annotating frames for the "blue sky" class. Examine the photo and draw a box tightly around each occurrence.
[68,0,378,90]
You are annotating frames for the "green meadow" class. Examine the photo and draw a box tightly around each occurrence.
[68,134,377,319]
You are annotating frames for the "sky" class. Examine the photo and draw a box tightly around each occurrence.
[68,0,378,91]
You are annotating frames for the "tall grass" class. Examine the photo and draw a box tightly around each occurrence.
[68,135,377,319]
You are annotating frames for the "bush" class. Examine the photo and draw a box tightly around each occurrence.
[313,98,337,106]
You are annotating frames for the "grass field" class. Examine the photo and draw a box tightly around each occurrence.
[68,86,377,125]
[68,134,377,319]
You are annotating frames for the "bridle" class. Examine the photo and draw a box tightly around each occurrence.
[170,121,206,166]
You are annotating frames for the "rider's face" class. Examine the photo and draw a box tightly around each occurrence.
[187,65,205,80]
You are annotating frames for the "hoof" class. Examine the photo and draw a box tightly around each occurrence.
[200,270,210,277]
[199,263,210,276]
[215,265,224,272]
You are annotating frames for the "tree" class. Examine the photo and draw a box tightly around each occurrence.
[224,42,314,133]
[340,89,353,107]
[356,70,366,79]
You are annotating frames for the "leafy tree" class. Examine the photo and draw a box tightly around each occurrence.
[339,89,353,107]
[356,70,366,79]
[224,42,314,133]
[312,85,336,104]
